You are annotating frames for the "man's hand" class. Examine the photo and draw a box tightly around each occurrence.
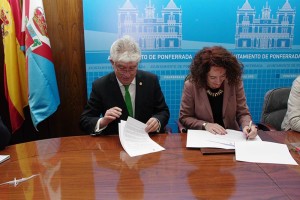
[101,107,122,127]
[145,117,159,133]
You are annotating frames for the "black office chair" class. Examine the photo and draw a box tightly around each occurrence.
[258,87,291,131]
[176,120,187,133]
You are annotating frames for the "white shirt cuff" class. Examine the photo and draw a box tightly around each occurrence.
[94,118,107,133]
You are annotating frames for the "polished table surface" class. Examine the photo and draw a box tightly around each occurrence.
[0,131,300,199]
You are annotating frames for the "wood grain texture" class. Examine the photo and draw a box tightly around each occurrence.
[43,0,87,136]
[0,0,87,144]
[0,132,299,199]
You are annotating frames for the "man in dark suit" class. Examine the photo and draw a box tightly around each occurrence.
[0,116,11,150]
[80,35,170,135]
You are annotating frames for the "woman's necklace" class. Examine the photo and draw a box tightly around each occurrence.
[207,89,224,97]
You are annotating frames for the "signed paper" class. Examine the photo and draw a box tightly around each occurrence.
[186,129,261,149]
[119,117,165,157]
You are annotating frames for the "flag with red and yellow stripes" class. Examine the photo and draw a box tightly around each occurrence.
[1,0,28,132]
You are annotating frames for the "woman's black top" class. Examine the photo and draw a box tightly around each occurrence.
[207,88,225,128]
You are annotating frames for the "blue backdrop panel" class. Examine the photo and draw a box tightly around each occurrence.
[83,0,300,132]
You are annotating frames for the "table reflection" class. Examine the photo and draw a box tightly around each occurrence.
[1,132,299,199]
[91,135,165,199]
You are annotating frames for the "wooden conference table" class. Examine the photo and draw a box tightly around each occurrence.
[0,131,300,199]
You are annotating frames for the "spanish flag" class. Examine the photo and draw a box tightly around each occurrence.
[1,0,28,132]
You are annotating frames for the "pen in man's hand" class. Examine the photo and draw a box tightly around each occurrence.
[247,120,252,140]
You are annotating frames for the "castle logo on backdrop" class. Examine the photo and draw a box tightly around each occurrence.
[118,0,182,50]
[235,0,296,49]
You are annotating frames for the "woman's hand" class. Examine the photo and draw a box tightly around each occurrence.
[205,123,227,135]
[243,125,258,139]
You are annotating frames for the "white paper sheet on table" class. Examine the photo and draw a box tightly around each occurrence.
[119,117,165,157]
[235,141,298,165]
[186,129,261,149]
[0,155,10,164]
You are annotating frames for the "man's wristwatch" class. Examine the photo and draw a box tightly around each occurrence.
[202,122,207,130]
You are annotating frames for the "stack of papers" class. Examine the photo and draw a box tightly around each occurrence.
[0,155,10,164]
[186,129,261,149]
[119,117,165,157]
[186,129,298,165]
[235,141,298,165]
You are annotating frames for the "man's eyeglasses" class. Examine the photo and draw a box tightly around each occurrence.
[114,63,138,74]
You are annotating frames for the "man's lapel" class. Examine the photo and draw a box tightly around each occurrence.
[134,71,143,118]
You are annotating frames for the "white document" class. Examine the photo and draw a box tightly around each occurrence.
[119,117,165,157]
[186,129,261,149]
[0,155,10,164]
[235,141,298,165]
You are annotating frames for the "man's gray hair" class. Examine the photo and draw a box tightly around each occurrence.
[110,35,141,63]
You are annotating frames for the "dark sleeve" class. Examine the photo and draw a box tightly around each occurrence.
[151,75,170,132]
[79,81,103,134]
[0,117,11,150]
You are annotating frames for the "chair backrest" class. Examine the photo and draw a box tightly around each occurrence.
[260,87,291,131]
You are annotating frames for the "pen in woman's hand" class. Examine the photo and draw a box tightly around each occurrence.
[247,121,252,140]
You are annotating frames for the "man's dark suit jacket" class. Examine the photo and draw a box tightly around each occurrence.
[0,116,11,150]
[80,70,170,135]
